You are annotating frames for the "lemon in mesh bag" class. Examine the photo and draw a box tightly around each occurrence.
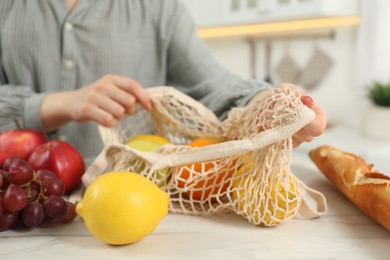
[232,159,301,226]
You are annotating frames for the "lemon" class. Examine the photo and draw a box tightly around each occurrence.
[126,139,162,152]
[126,139,171,187]
[232,161,300,226]
[127,134,170,145]
[76,171,169,245]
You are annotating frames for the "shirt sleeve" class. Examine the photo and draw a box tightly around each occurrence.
[0,1,47,132]
[0,65,46,132]
[162,0,272,120]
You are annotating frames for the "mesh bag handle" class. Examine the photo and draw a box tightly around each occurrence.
[148,105,315,171]
[298,180,327,219]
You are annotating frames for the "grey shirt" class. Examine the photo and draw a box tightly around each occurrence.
[0,0,271,159]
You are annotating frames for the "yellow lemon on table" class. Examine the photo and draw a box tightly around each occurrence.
[76,171,169,245]
[232,161,300,226]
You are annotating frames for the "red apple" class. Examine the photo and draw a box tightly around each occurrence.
[0,129,47,161]
[28,140,85,194]
[0,150,9,169]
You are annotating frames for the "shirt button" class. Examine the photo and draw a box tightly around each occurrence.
[64,22,74,31]
[64,59,74,69]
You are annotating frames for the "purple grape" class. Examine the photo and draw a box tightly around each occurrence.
[3,185,28,212]
[0,160,78,230]
[2,156,22,171]
[22,202,45,227]
[0,197,3,216]
[26,181,41,202]
[41,177,65,197]
[0,211,18,232]
[57,201,77,223]
[9,160,34,185]
[0,170,10,189]
[42,195,67,219]
[35,169,57,182]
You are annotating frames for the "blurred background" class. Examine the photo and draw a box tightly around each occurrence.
[181,0,390,173]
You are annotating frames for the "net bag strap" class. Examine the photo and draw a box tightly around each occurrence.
[148,104,315,171]
[298,180,327,219]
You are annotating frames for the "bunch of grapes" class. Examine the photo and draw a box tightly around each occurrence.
[0,156,77,231]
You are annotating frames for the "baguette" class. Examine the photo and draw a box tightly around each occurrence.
[309,145,390,231]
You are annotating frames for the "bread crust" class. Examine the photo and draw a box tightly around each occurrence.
[309,145,390,231]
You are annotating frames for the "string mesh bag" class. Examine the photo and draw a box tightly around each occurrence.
[80,84,327,226]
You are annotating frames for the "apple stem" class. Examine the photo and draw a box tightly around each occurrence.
[14,119,21,130]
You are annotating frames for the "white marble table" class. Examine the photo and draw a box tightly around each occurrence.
[1,126,390,260]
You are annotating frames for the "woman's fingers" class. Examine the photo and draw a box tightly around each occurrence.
[67,74,153,126]
[92,108,117,127]
[78,100,117,127]
[103,82,138,115]
[292,94,327,147]
[302,99,327,137]
[292,128,314,147]
[110,75,152,111]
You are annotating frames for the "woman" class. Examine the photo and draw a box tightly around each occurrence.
[0,0,326,158]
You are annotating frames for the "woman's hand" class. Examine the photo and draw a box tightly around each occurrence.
[293,95,327,147]
[41,75,152,132]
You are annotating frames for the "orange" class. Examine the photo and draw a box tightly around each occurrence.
[185,136,222,147]
[177,137,234,202]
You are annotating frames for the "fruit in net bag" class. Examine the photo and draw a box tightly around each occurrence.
[127,134,170,145]
[177,137,234,202]
[232,160,301,226]
[76,171,169,245]
[126,134,171,187]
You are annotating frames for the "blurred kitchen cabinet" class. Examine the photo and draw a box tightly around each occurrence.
[181,0,359,28]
